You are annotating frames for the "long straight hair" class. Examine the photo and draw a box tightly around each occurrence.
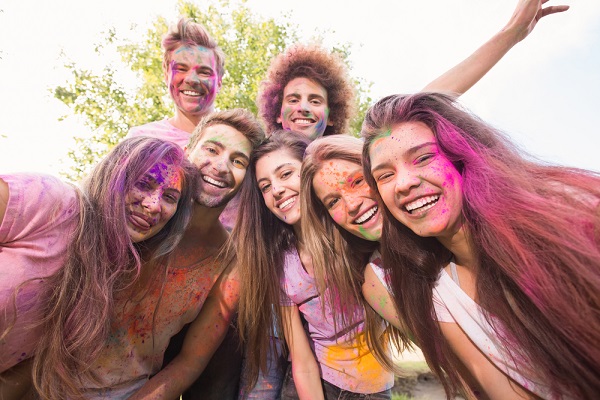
[301,135,407,372]
[32,137,197,399]
[361,92,600,399]
[233,131,311,391]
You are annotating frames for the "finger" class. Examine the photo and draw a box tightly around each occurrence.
[540,5,570,18]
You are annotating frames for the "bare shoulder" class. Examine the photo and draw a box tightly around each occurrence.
[209,260,240,300]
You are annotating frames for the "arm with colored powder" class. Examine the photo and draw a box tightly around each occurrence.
[128,262,240,400]
[282,305,325,400]
[423,0,569,95]
[362,263,404,331]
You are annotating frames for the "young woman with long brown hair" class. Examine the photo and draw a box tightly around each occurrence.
[234,131,397,399]
[360,92,600,399]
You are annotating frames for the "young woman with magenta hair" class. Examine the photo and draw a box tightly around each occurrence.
[0,136,197,399]
[358,92,600,399]
[233,131,397,399]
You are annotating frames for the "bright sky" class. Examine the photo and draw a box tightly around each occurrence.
[1,0,599,177]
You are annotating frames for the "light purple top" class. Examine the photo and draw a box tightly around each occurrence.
[280,249,393,393]
[0,174,79,371]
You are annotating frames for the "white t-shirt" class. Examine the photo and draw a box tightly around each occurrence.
[433,262,558,399]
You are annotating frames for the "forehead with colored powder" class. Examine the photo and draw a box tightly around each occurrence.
[196,124,252,156]
[144,161,182,190]
[170,45,216,70]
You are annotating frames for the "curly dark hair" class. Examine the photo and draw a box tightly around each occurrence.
[258,44,355,136]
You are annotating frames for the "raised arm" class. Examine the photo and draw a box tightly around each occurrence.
[423,0,569,95]
[129,262,241,400]
[281,305,324,400]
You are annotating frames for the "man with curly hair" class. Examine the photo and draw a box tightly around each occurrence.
[258,44,355,139]
[257,1,567,142]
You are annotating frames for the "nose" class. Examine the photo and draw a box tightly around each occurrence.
[272,184,285,197]
[394,168,421,195]
[211,156,229,175]
[184,70,200,84]
[345,194,363,215]
[142,191,162,214]
[299,99,310,113]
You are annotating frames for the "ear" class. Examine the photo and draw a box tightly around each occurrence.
[327,119,334,127]
[276,115,282,124]
[163,60,170,84]
[216,76,223,93]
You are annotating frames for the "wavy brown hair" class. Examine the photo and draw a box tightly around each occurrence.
[361,92,600,399]
[32,137,197,399]
[258,44,355,137]
[233,131,311,391]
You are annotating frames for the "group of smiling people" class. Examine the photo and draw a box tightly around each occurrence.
[2,1,599,399]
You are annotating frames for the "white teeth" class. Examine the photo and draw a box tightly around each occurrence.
[293,119,313,124]
[182,90,201,96]
[405,195,439,213]
[278,196,296,210]
[203,176,227,188]
[355,206,378,224]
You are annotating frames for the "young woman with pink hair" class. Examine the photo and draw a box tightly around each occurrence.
[358,92,600,399]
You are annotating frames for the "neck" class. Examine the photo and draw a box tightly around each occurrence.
[437,226,476,270]
[178,202,227,250]
[292,221,302,240]
[170,107,213,133]
[189,202,225,232]
[169,202,228,269]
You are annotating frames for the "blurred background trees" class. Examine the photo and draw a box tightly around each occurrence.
[54,0,372,181]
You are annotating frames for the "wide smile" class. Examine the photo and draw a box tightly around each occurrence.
[404,195,440,215]
[291,117,316,126]
[202,175,228,188]
[353,205,378,225]
[276,195,298,211]
[180,87,206,97]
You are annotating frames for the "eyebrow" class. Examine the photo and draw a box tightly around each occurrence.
[371,141,436,171]
[256,162,294,184]
[284,93,325,101]
[204,140,250,162]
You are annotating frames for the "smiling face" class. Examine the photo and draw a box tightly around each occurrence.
[255,149,302,227]
[313,159,382,241]
[187,123,252,208]
[165,45,222,119]
[369,121,464,240]
[125,162,183,243]
[277,77,331,139]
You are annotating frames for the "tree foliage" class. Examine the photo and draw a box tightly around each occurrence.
[55,0,372,181]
